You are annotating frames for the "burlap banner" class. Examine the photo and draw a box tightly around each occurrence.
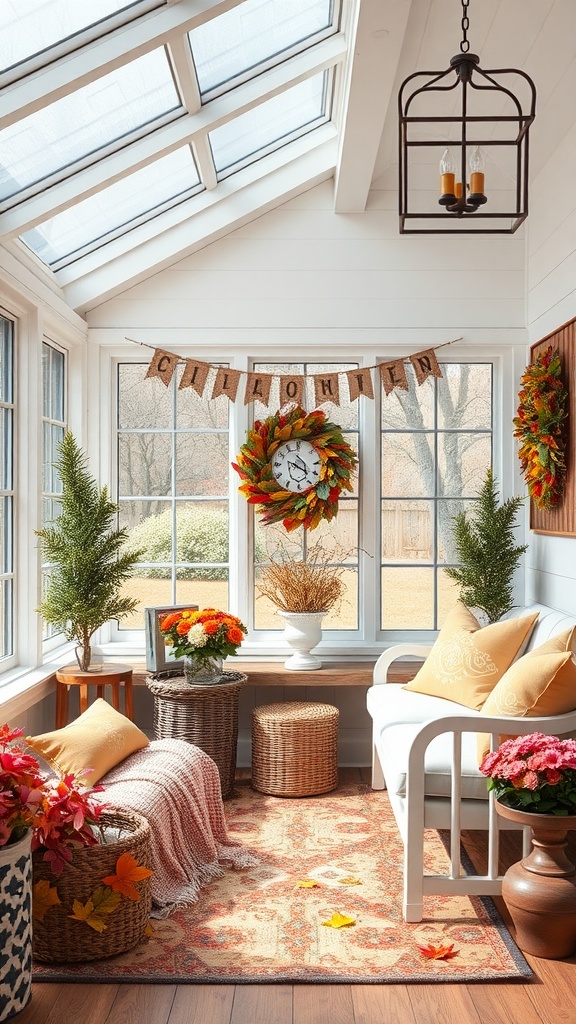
[138,337,462,406]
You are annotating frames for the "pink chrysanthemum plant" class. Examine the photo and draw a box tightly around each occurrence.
[480,732,576,816]
[1,724,106,872]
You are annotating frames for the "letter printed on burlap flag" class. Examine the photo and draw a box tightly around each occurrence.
[144,349,179,387]
[313,373,340,407]
[410,348,443,386]
[346,367,375,402]
[279,375,304,408]
[212,367,242,402]
[244,372,273,406]
[178,359,210,396]
[379,359,409,396]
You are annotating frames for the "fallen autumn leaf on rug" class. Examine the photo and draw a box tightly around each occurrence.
[33,779,531,984]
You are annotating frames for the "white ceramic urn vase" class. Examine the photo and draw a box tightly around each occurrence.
[278,611,325,670]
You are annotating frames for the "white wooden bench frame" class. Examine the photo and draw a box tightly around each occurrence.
[371,643,576,922]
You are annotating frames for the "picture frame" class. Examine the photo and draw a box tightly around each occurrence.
[144,604,198,673]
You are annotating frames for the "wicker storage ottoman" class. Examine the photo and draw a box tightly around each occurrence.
[251,701,339,797]
[147,672,245,799]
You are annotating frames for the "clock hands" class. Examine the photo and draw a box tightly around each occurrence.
[286,454,309,483]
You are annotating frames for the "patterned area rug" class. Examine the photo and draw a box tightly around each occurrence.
[33,779,530,983]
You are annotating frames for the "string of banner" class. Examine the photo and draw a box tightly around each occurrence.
[128,336,463,408]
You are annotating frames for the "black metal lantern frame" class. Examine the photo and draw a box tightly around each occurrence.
[398,3,536,234]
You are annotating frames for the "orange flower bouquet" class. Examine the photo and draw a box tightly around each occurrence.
[159,608,247,682]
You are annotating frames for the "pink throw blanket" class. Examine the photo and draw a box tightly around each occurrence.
[100,739,258,918]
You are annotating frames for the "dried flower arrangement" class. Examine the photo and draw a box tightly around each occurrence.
[256,545,346,614]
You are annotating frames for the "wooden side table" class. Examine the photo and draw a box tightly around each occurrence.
[146,672,246,799]
[54,663,134,728]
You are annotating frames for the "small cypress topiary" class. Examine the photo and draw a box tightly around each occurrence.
[36,431,144,669]
[444,468,528,624]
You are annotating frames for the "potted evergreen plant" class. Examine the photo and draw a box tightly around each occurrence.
[36,432,144,671]
[444,468,528,623]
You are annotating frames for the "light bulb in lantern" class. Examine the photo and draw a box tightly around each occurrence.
[469,146,485,195]
[439,148,455,202]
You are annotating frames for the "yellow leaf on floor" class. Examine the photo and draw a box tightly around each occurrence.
[322,912,356,928]
[296,879,320,888]
[338,876,363,885]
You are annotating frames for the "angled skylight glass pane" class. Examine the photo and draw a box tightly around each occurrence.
[0,49,181,202]
[190,0,334,96]
[0,1,164,73]
[210,73,327,176]
[20,147,200,268]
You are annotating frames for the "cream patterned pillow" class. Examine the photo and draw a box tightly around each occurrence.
[477,628,576,761]
[402,603,539,711]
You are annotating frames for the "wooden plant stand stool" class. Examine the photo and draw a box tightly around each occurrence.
[54,663,134,728]
[251,701,339,797]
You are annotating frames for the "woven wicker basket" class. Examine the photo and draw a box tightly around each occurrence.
[32,808,152,963]
[251,701,339,797]
[147,672,245,799]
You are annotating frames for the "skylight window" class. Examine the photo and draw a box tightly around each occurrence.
[190,0,334,97]
[210,73,328,176]
[0,48,182,203]
[20,146,201,268]
[0,1,165,75]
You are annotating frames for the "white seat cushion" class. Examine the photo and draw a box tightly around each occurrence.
[367,683,487,800]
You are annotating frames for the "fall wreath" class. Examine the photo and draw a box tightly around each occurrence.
[232,406,357,531]
[513,345,567,510]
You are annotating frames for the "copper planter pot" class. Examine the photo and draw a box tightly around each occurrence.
[496,801,576,960]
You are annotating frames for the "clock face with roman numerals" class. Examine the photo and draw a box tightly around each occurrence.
[272,440,322,493]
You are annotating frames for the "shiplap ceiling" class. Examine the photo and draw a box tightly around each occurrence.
[0,0,573,314]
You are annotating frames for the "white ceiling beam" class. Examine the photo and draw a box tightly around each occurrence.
[0,0,245,128]
[59,134,338,313]
[0,34,346,239]
[167,30,202,115]
[334,0,414,212]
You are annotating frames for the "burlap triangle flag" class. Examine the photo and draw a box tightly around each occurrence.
[313,373,340,407]
[144,349,179,387]
[212,367,242,402]
[346,368,374,401]
[410,349,443,385]
[379,359,409,396]
[244,372,273,406]
[179,359,210,396]
[279,375,304,408]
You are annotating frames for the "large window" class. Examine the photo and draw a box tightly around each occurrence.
[115,357,493,645]
[0,315,14,662]
[381,362,493,630]
[117,362,230,629]
[41,341,67,642]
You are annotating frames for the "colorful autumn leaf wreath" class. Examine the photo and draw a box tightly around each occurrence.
[232,406,357,531]
[513,345,567,510]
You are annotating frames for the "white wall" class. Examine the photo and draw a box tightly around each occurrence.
[526,115,576,616]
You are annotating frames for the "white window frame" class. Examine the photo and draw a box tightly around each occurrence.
[97,342,521,662]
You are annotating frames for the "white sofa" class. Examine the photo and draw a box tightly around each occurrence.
[367,603,576,922]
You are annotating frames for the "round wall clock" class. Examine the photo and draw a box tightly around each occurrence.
[271,440,321,492]
[232,405,357,532]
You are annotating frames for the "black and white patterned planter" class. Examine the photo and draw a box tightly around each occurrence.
[0,832,32,1022]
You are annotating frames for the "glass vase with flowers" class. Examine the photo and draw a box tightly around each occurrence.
[159,608,247,684]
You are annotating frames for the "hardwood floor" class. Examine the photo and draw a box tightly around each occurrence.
[20,769,576,1024]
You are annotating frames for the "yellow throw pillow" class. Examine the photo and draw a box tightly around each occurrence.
[477,629,576,762]
[402,603,539,711]
[27,698,149,785]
